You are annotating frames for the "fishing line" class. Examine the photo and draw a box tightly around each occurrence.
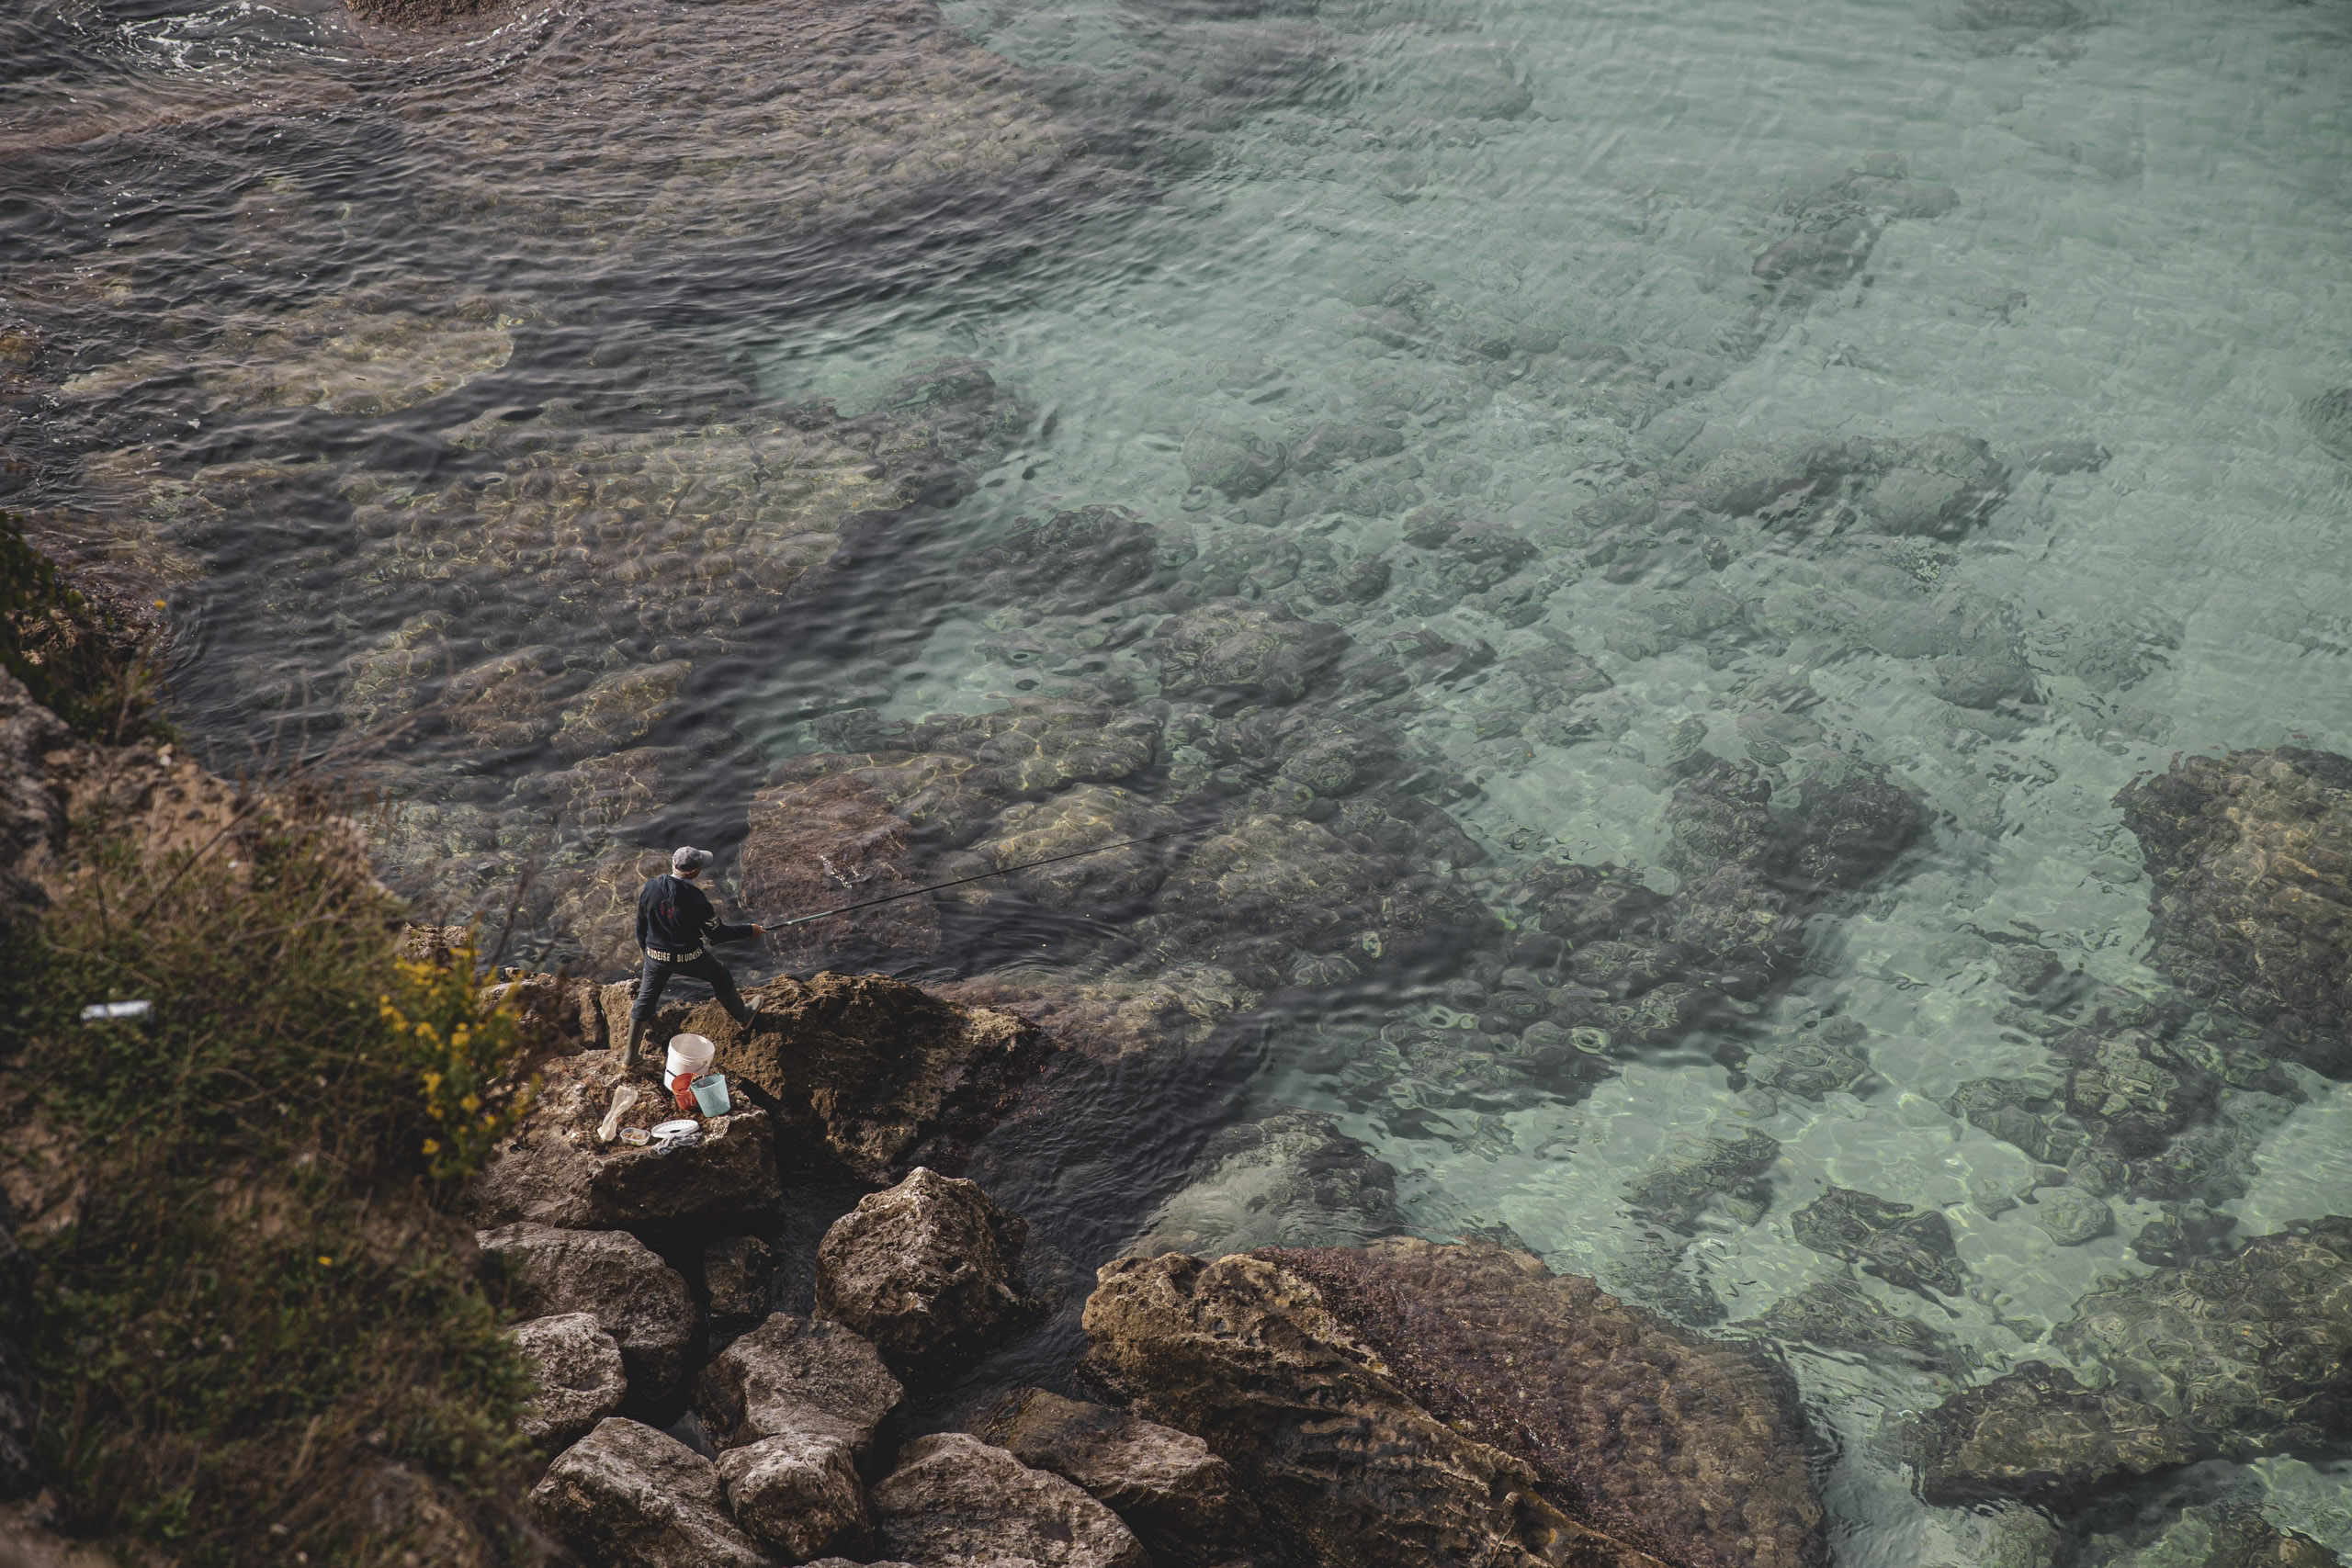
[766,830,1178,927]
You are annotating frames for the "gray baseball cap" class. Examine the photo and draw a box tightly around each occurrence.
[671,846,714,874]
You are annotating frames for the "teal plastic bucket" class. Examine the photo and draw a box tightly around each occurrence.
[690,1072,731,1117]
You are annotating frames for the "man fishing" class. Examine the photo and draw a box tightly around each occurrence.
[624,847,766,1070]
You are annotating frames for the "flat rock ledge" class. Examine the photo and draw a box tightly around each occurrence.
[467,1042,780,1229]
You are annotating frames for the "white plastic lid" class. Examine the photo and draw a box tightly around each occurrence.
[664,1033,716,1077]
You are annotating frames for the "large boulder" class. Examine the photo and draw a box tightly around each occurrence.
[510,1312,629,1450]
[717,1429,867,1562]
[814,1168,1033,1382]
[971,1388,1264,1568]
[2116,748,2352,1072]
[477,1224,697,1401]
[684,973,1050,1184]
[694,1313,904,1463]
[1083,1242,1825,1568]
[527,1417,773,1568]
[1909,1362,2199,1508]
[466,1050,781,1227]
[869,1432,1148,1568]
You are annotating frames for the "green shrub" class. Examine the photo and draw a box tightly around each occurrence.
[382,933,539,1182]
[12,784,545,1565]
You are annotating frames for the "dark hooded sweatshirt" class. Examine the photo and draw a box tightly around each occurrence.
[635,874,754,962]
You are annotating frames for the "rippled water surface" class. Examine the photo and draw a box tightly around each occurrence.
[8,0,2352,1555]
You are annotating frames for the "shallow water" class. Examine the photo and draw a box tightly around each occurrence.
[7,0,2352,1555]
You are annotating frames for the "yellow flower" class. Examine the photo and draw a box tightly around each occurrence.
[459,1094,480,1113]
[423,1138,440,1155]
[317,1256,334,1267]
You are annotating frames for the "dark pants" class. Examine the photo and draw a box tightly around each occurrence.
[630,951,752,1028]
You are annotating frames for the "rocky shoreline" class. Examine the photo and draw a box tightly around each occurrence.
[455,760,2352,1568]
[469,969,1838,1566]
[10,573,2352,1565]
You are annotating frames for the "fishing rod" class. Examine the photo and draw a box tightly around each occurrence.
[765,831,1178,928]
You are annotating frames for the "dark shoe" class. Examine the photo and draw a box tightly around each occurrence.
[620,1018,650,1071]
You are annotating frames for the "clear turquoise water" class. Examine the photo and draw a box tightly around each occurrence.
[753,0,2352,1551]
[8,0,2352,1554]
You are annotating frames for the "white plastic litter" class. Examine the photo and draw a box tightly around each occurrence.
[650,1119,700,1142]
[80,1000,152,1021]
[597,1083,641,1144]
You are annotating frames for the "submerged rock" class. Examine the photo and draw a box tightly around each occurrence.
[1791,1187,1967,1300]
[1911,1362,2199,1508]
[2305,389,2352,464]
[934,967,1246,1063]
[60,282,526,419]
[1741,1018,1874,1101]
[390,0,1119,297]
[814,1168,1034,1382]
[740,701,1164,971]
[970,1388,1265,1568]
[1182,420,1288,499]
[1667,434,2012,542]
[1082,1240,1826,1568]
[1942,1006,2291,1207]
[1737,1275,1974,1380]
[2079,1503,2346,1568]
[870,1432,1148,1568]
[510,1312,629,1450]
[2031,1186,2113,1246]
[964,505,1182,615]
[1129,1106,1399,1258]
[2050,1217,2352,1461]
[477,1224,697,1401]
[1148,598,1350,707]
[2116,748,2352,1073]
[528,1417,771,1568]
[1144,810,1475,991]
[1623,1129,1782,1234]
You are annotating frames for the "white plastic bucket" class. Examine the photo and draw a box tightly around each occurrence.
[664,1033,717,1080]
